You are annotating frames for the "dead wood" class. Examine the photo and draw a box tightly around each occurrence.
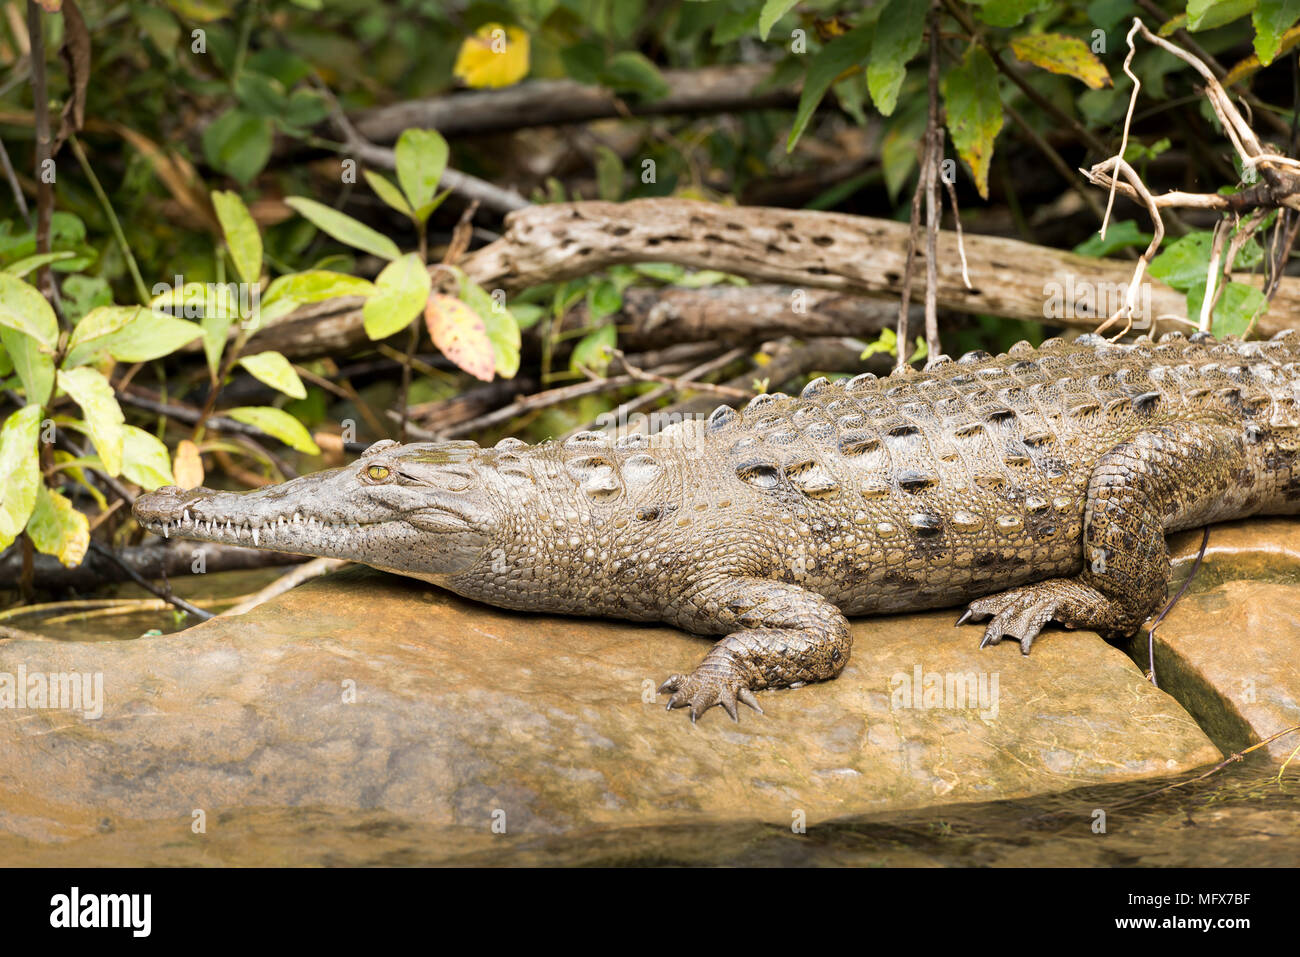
[351,64,798,141]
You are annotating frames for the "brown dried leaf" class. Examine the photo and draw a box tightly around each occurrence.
[173,439,205,489]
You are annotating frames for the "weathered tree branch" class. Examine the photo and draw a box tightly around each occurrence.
[351,64,799,141]
[245,199,1300,363]
[0,540,309,591]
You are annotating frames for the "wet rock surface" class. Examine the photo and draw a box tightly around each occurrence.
[1129,519,1300,763]
[0,564,1222,863]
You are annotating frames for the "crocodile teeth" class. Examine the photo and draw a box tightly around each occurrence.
[293,512,301,524]
[251,526,260,546]
[182,508,191,524]
[162,522,169,539]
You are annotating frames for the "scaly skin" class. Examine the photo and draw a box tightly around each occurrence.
[134,331,1300,722]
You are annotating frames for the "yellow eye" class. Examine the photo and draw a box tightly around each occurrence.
[366,465,390,481]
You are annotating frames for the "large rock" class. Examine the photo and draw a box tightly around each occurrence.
[1129,519,1300,763]
[0,565,1220,864]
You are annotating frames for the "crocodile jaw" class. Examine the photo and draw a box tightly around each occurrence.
[133,473,491,577]
[134,482,385,554]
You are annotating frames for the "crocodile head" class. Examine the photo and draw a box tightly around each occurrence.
[133,439,499,581]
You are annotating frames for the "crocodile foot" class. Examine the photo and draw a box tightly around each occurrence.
[957,577,1114,654]
[658,656,764,723]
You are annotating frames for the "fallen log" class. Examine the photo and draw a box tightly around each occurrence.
[246,199,1300,361]
[246,282,905,359]
[351,64,799,141]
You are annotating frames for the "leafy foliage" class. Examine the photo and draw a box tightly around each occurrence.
[1,0,1298,577]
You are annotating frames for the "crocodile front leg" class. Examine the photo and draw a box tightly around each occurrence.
[658,577,852,722]
[960,423,1249,653]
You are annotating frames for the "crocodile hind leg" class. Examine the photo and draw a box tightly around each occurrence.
[960,423,1252,654]
[658,577,852,722]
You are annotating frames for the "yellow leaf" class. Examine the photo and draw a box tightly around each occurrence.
[173,439,205,489]
[26,485,89,568]
[425,293,495,382]
[1226,24,1300,85]
[453,24,530,89]
[1010,33,1111,90]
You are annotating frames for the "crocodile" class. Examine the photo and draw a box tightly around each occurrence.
[134,330,1300,721]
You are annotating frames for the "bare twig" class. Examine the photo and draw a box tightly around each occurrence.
[922,0,943,367]
[603,347,748,399]
[1145,525,1210,687]
[220,557,345,617]
[87,540,214,621]
[26,0,57,314]
[1089,158,1165,338]
[0,132,29,225]
[311,76,529,215]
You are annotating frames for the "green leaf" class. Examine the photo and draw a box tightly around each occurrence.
[881,101,928,199]
[202,310,236,376]
[586,279,623,320]
[511,303,544,331]
[394,128,449,221]
[570,323,617,376]
[1187,0,1256,32]
[363,253,431,340]
[594,145,624,202]
[1148,232,1213,291]
[261,270,376,309]
[0,404,42,550]
[235,71,287,116]
[202,108,273,184]
[25,484,89,567]
[279,88,329,130]
[0,329,54,404]
[599,52,671,99]
[225,406,321,455]
[238,351,307,399]
[1254,0,1300,64]
[364,170,414,218]
[66,305,145,361]
[975,0,1051,28]
[456,271,521,378]
[57,367,125,476]
[120,424,175,490]
[211,190,263,285]
[1073,220,1153,258]
[942,46,1004,200]
[66,310,203,366]
[860,326,898,360]
[284,197,402,261]
[1009,33,1112,89]
[0,272,58,347]
[60,274,113,324]
[867,0,928,116]
[3,251,75,277]
[759,0,799,40]
[1188,281,1269,337]
[788,24,874,151]
[413,187,453,225]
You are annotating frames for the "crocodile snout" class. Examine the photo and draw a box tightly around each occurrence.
[133,485,210,524]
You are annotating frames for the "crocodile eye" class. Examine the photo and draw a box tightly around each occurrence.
[366,465,390,481]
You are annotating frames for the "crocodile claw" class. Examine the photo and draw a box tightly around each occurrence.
[658,666,763,722]
[958,579,1104,654]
